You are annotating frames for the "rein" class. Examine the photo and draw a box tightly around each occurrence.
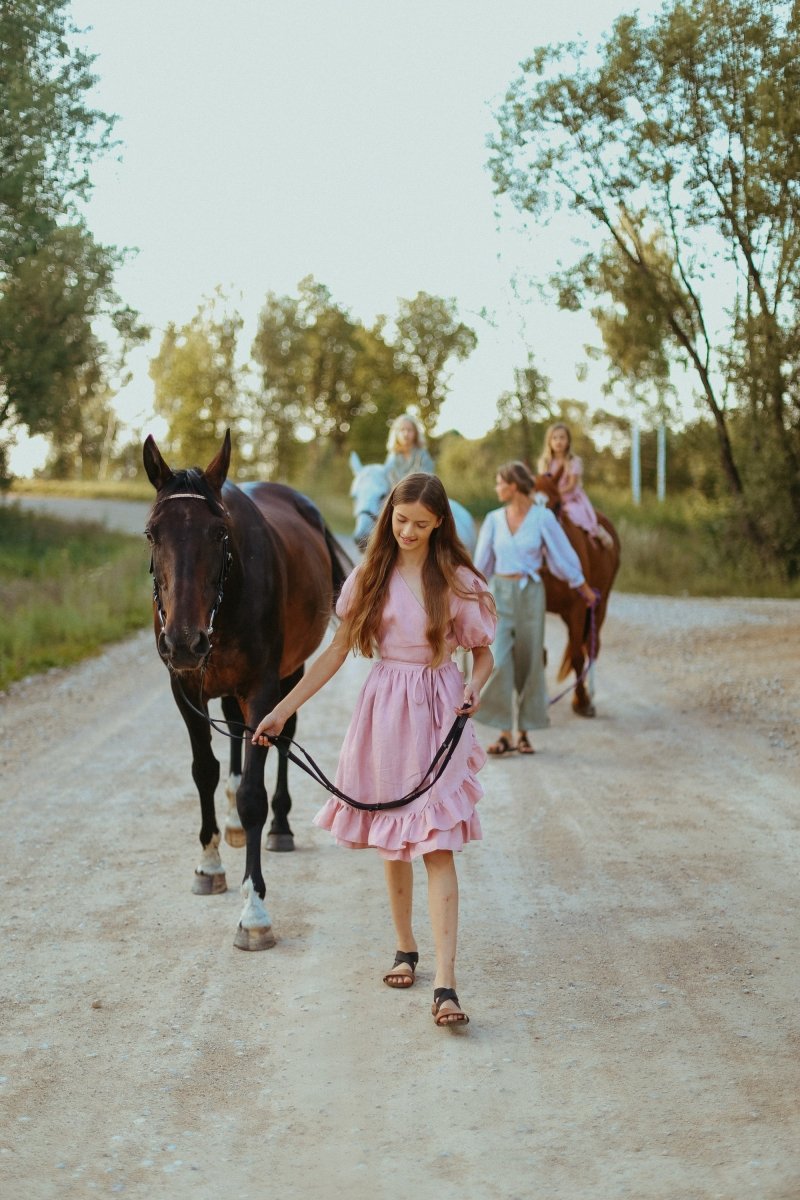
[170,672,469,812]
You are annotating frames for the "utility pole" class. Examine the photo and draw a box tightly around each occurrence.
[656,422,666,502]
[631,420,641,505]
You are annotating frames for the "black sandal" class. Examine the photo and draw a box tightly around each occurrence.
[487,734,514,756]
[516,732,535,754]
[432,987,469,1026]
[383,950,418,988]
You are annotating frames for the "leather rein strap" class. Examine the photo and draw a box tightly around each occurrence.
[171,673,469,812]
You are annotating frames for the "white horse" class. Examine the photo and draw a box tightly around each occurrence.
[349,451,476,553]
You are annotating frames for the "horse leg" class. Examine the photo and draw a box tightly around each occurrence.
[232,687,279,950]
[173,685,228,895]
[566,607,595,718]
[266,666,302,852]
[220,694,246,847]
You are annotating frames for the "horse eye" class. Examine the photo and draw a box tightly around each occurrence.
[144,529,155,544]
[213,525,227,542]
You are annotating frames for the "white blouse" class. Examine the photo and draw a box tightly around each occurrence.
[474,503,585,589]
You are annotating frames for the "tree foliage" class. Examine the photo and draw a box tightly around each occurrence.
[0,0,145,471]
[494,355,555,464]
[489,0,800,574]
[149,293,244,469]
[250,278,471,479]
[392,292,478,436]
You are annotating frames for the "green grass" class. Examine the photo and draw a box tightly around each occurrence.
[10,478,153,501]
[589,487,800,598]
[0,507,151,691]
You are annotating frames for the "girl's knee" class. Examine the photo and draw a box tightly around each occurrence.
[422,849,455,872]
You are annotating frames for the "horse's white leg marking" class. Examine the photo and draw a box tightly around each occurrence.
[191,831,228,894]
[224,774,242,830]
[233,878,276,949]
[197,831,225,876]
[223,773,246,846]
[240,877,272,930]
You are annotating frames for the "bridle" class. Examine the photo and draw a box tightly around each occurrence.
[148,493,233,638]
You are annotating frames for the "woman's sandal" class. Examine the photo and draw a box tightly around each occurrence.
[383,950,418,988]
[516,732,535,755]
[487,734,514,756]
[432,987,469,1026]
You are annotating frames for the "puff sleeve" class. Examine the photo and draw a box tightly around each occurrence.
[335,566,362,620]
[450,570,497,649]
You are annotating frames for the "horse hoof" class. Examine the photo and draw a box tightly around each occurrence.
[234,923,276,951]
[574,703,596,718]
[192,872,227,895]
[266,833,295,852]
[224,825,246,848]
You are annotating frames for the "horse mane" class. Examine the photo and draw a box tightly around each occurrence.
[151,468,228,518]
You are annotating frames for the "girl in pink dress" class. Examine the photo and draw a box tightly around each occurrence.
[252,473,496,1028]
[537,423,614,549]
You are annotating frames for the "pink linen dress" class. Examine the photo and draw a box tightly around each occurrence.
[313,565,497,861]
[543,454,600,536]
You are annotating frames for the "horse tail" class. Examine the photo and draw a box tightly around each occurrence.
[556,604,594,682]
[323,526,354,601]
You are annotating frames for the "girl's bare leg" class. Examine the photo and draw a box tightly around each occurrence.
[423,849,466,1022]
[383,859,417,984]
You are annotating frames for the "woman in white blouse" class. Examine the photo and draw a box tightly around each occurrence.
[474,461,596,754]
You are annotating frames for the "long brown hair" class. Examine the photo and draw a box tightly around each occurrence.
[536,422,573,473]
[341,473,493,668]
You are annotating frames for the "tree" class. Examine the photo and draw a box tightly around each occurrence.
[0,1,145,469]
[347,321,418,462]
[250,278,420,479]
[150,294,244,469]
[391,293,478,436]
[489,0,800,574]
[494,355,554,464]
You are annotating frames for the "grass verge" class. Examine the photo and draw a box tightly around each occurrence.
[0,507,151,692]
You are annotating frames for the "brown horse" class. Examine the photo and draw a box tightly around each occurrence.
[143,432,352,950]
[533,469,620,716]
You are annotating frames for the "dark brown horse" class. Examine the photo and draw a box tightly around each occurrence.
[143,432,351,950]
[533,469,620,716]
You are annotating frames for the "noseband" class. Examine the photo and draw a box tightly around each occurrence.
[148,493,233,637]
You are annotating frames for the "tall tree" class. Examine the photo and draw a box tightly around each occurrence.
[150,294,244,468]
[250,290,308,479]
[489,0,800,573]
[494,355,554,465]
[391,293,478,436]
[250,278,419,478]
[0,1,145,472]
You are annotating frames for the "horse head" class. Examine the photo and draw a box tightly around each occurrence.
[349,452,390,551]
[531,468,562,515]
[143,431,234,671]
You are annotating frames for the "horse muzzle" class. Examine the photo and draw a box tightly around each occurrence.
[158,627,212,670]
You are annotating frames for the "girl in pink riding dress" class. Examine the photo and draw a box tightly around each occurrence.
[537,423,614,549]
[252,473,496,1028]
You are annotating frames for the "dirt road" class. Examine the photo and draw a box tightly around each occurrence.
[1,527,798,1197]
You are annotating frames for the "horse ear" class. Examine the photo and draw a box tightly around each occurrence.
[143,435,174,492]
[550,463,563,483]
[204,429,231,493]
[349,450,362,475]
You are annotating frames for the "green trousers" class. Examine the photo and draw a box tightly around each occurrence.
[479,576,549,732]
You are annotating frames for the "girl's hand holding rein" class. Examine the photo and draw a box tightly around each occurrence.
[252,706,289,746]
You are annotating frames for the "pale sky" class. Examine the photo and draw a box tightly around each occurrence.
[13,0,666,473]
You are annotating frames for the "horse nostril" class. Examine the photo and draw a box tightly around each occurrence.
[190,630,211,659]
